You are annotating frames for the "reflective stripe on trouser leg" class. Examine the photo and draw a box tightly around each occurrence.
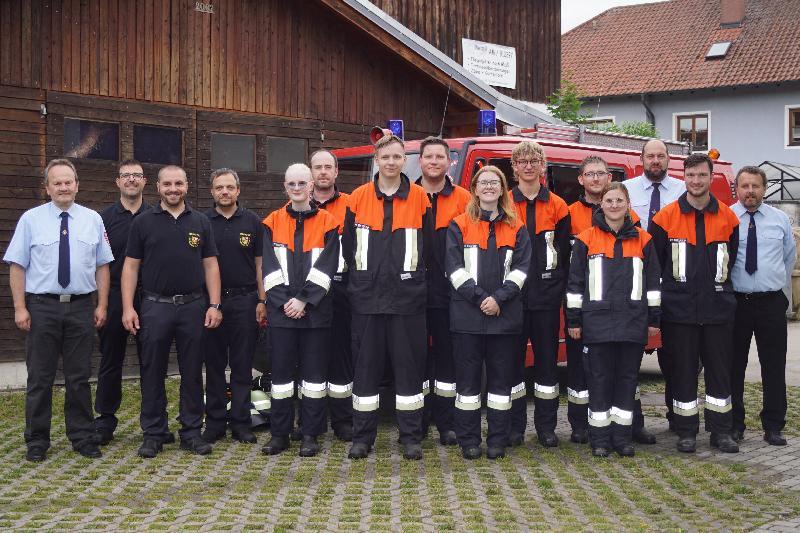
[534,382,559,400]
[567,387,589,405]
[529,309,561,433]
[588,409,611,427]
[610,406,633,426]
[300,380,328,399]
[396,393,424,411]
[422,379,430,397]
[434,380,456,398]
[673,398,699,416]
[328,382,353,399]
[705,394,732,413]
[455,394,481,411]
[351,314,385,445]
[487,393,511,411]
[566,333,588,431]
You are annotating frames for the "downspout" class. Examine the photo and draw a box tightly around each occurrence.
[640,93,655,126]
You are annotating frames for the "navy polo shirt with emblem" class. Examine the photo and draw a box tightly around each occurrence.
[126,202,218,295]
[204,205,264,289]
[100,200,150,289]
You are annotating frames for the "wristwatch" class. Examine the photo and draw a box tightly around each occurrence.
[209,303,222,310]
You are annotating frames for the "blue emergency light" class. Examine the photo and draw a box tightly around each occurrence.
[478,110,497,136]
[387,120,404,140]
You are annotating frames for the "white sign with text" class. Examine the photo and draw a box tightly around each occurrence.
[461,38,517,89]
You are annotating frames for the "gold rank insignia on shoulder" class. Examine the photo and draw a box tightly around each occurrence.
[239,232,252,247]
[188,232,201,248]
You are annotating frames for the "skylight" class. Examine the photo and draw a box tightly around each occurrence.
[706,41,732,59]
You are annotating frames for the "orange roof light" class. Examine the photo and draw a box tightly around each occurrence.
[708,148,720,160]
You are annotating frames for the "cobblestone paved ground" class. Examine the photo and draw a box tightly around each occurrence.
[0,378,798,531]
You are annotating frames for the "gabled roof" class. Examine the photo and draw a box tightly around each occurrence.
[319,0,559,127]
[562,0,800,98]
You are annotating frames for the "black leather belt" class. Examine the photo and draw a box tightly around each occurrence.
[28,293,92,303]
[142,289,204,305]
[222,285,257,298]
[735,290,782,301]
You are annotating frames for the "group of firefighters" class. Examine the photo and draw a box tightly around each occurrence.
[8,134,793,464]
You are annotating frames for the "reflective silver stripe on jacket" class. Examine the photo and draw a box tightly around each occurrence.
[355,226,369,270]
[588,409,611,427]
[630,257,643,300]
[263,269,285,291]
[610,406,633,425]
[337,235,348,273]
[588,256,603,301]
[673,398,699,416]
[271,381,295,400]
[422,379,430,396]
[705,394,732,413]
[402,228,419,272]
[450,268,471,290]
[311,247,322,266]
[566,292,583,309]
[353,393,379,412]
[486,393,511,411]
[511,381,526,400]
[275,245,290,285]
[328,382,353,398]
[544,230,557,270]
[671,240,687,282]
[533,382,559,400]
[396,393,424,411]
[715,243,729,283]
[301,380,327,399]
[567,387,589,405]
[505,269,527,290]
[503,249,512,279]
[307,267,331,291]
[647,290,661,306]
[464,245,478,283]
[455,393,481,411]
[434,381,456,398]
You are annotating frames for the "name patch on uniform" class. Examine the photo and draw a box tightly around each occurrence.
[400,273,412,280]
[188,232,201,248]
[239,232,252,247]
[583,346,589,354]
[715,285,723,292]
[541,272,552,280]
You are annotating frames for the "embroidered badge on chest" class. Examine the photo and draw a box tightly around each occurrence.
[239,232,252,247]
[188,232,201,248]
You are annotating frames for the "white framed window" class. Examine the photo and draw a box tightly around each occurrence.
[583,116,615,129]
[673,111,710,152]
[786,105,800,149]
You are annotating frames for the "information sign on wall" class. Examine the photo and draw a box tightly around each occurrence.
[461,38,517,89]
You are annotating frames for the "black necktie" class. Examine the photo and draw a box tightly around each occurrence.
[745,211,757,275]
[58,212,70,288]
[648,182,660,229]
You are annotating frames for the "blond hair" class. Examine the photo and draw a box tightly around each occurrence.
[466,165,517,226]
[511,140,545,164]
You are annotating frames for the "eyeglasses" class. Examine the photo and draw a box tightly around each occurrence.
[476,180,502,188]
[119,173,144,180]
[286,181,309,189]
[582,171,609,179]
[513,158,543,167]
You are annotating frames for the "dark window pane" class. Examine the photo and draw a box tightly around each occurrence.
[547,164,582,204]
[679,117,692,134]
[338,156,373,189]
[134,125,182,165]
[694,130,708,151]
[211,133,256,172]
[64,118,119,160]
[695,117,708,132]
[267,137,307,174]
[791,110,800,144]
[488,158,515,188]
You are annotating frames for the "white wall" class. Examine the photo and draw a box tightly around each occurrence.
[581,84,800,171]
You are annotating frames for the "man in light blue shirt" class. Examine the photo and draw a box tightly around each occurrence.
[730,166,796,446]
[4,158,113,462]
[624,139,686,429]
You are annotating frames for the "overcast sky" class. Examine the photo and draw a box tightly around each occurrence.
[562,0,666,33]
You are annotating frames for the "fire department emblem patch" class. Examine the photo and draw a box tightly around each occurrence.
[239,232,252,247]
[188,232,201,248]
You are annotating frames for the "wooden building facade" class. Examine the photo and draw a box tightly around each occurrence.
[0,0,558,375]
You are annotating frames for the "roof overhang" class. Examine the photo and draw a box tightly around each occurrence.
[317,0,560,128]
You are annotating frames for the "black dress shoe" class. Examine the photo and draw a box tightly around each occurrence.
[614,444,635,457]
[138,438,163,459]
[201,428,227,443]
[75,441,102,459]
[299,436,320,457]
[537,431,559,448]
[26,446,46,462]
[181,437,213,455]
[333,425,354,442]
[710,433,739,453]
[439,430,458,446]
[231,428,257,444]
[764,431,787,446]
[262,436,290,456]
[591,447,610,457]
[676,435,696,453]
[403,443,423,460]
[486,446,506,460]
[731,428,744,442]
[348,442,370,459]
[570,429,589,444]
[462,446,481,460]
[509,432,524,447]
[290,428,302,441]
[93,428,114,446]
[632,427,657,445]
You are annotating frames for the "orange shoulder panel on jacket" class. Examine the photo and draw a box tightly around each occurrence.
[435,185,471,230]
[577,226,648,259]
[568,201,594,235]
[704,202,739,244]
[630,209,641,225]
[453,213,521,250]
[302,209,339,251]
[391,183,431,231]
[652,200,736,246]
[263,208,297,251]
[349,182,385,230]
[535,192,569,234]
[321,193,349,230]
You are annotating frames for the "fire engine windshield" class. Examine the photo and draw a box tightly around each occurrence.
[338,151,461,185]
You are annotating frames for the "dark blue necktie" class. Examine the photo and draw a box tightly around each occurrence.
[745,211,757,275]
[58,212,70,288]
[648,182,661,229]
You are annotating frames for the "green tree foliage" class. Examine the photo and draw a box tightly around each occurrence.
[596,121,658,138]
[546,79,588,125]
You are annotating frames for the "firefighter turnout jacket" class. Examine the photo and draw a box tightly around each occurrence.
[314,188,350,282]
[416,176,471,309]
[261,204,340,328]
[446,210,532,335]
[342,173,432,315]
[510,186,571,310]
[566,210,661,344]
[649,193,739,324]
[569,195,641,237]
